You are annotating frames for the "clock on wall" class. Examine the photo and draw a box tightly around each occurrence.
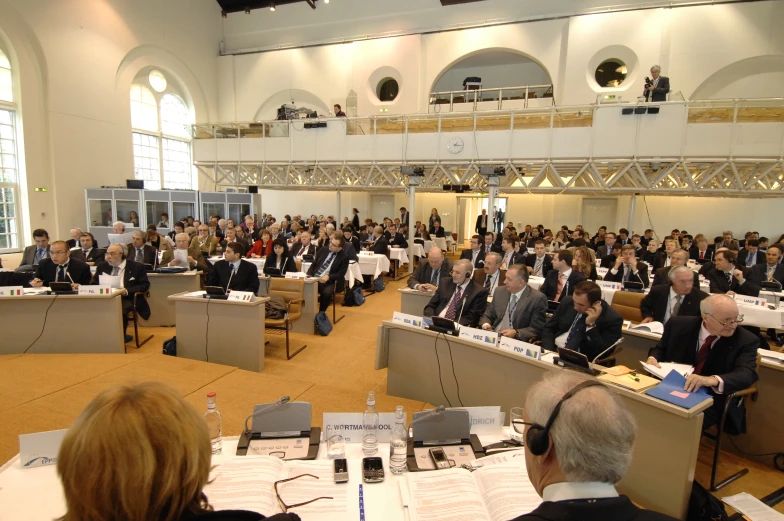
[446,136,464,154]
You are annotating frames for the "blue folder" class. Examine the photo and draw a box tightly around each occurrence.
[645,370,712,409]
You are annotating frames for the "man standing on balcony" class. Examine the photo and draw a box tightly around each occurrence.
[644,65,670,102]
[334,104,346,117]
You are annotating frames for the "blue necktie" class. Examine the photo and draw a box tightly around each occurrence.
[565,314,586,351]
[315,253,335,277]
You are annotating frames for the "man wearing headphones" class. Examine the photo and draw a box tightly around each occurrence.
[94,244,151,343]
[511,372,678,520]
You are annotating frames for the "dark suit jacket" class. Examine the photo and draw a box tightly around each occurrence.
[646,75,670,102]
[749,263,784,286]
[388,232,408,249]
[475,214,489,234]
[603,262,650,287]
[499,250,525,268]
[460,248,486,269]
[599,254,618,269]
[511,495,679,521]
[648,316,759,432]
[542,297,624,361]
[640,285,708,323]
[430,227,446,238]
[370,236,389,255]
[479,285,547,341]
[345,236,361,254]
[407,259,454,289]
[539,269,587,301]
[423,279,489,327]
[221,237,249,255]
[307,248,349,291]
[127,243,157,266]
[33,258,92,286]
[263,253,297,275]
[400,212,409,227]
[691,248,714,262]
[70,247,105,265]
[651,266,700,287]
[706,267,760,296]
[352,214,360,229]
[291,242,317,258]
[737,249,764,268]
[94,260,151,320]
[652,252,672,272]
[428,216,441,234]
[207,259,260,294]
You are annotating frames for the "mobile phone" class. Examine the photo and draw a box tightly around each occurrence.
[429,447,451,470]
[362,457,384,483]
[333,458,349,484]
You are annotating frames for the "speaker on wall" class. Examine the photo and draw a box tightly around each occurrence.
[248,186,259,194]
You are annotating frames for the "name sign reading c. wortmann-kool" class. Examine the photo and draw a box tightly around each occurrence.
[322,412,398,443]
[458,325,499,346]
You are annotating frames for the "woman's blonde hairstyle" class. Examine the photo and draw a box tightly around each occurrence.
[57,382,213,521]
[573,246,595,278]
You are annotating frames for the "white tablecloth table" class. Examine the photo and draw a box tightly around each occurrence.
[357,253,390,278]
[389,248,409,265]
[410,243,425,258]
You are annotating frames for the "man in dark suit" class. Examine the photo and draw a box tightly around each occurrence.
[475,209,489,237]
[66,228,83,250]
[749,244,784,287]
[691,237,714,263]
[342,227,361,255]
[423,259,488,327]
[651,249,697,287]
[493,207,504,234]
[430,220,446,238]
[408,247,453,292]
[646,295,759,431]
[652,237,678,271]
[525,240,553,277]
[738,239,764,268]
[367,226,389,255]
[595,232,616,258]
[386,224,408,249]
[644,65,670,102]
[18,228,51,271]
[71,233,105,266]
[127,231,157,266]
[640,266,708,324]
[603,244,650,287]
[94,244,151,343]
[484,232,501,254]
[307,235,349,313]
[706,250,760,297]
[206,242,259,294]
[539,250,586,302]
[30,240,93,288]
[399,207,409,228]
[459,235,486,269]
[499,235,524,270]
[599,243,622,269]
[542,281,623,361]
[220,227,248,254]
[480,265,547,341]
[292,231,317,258]
[512,372,679,521]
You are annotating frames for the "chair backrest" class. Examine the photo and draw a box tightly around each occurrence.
[610,291,645,323]
[268,278,305,316]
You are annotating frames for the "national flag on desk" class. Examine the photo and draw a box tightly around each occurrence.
[99,287,110,294]
[9,289,22,296]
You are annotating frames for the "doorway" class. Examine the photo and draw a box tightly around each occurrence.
[581,198,618,235]
[457,197,508,242]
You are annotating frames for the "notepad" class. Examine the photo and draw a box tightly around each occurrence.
[630,321,664,335]
[598,372,660,392]
[645,370,711,409]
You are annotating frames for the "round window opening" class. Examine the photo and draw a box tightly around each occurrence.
[594,59,627,88]
[377,78,399,102]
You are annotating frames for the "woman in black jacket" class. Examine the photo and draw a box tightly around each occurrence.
[351,208,360,230]
[264,238,297,275]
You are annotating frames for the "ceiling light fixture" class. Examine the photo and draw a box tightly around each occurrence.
[270,4,276,11]
[245,7,251,14]
[221,10,227,18]
[324,0,330,3]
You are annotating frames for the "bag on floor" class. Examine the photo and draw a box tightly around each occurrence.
[352,285,366,306]
[374,277,385,292]
[162,336,177,356]
[687,480,729,521]
[315,311,333,336]
[265,294,287,320]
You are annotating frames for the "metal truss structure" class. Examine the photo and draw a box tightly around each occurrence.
[196,159,784,197]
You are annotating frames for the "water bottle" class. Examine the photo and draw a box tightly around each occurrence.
[362,391,379,455]
[205,391,222,455]
[389,406,407,474]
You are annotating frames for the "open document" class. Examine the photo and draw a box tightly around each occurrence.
[640,361,693,380]
[203,456,347,521]
[629,321,664,335]
[405,459,540,521]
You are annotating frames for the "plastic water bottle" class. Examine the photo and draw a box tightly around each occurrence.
[205,391,222,455]
[362,391,379,455]
[389,406,407,474]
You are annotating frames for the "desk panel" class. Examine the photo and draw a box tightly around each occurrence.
[140,272,202,327]
[398,288,434,316]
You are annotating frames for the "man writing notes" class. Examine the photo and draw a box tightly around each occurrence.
[459,234,486,269]
[30,240,92,288]
[640,266,708,324]
[408,247,453,292]
[423,259,488,327]
[480,264,547,342]
[94,244,151,343]
[206,242,259,294]
[542,281,623,362]
[307,235,349,313]
[603,244,650,287]
[646,295,758,431]
[510,372,678,521]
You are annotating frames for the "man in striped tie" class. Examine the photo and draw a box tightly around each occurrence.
[423,259,489,327]
[524,240,552,278]
[646,295,759,431]
[307,235,349,313]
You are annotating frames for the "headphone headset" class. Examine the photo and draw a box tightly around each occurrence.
[525,380,604,456]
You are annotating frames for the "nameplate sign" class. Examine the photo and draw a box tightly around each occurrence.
[228,291,255,302]
[451,406,504,434]
[0,286,23,296]
[498,336,542,360]
[322,413,398,443]
[392,312,424,329]
[284,272,307,279]
[78,285,112,296]
[19,429,67,469]
[596,268,609,278]
[734,295,766,307]
[458,325,499,346]
[597,280,622,291]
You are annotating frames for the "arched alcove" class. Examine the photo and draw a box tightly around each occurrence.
[431,49,553,95]
[254,89,331,121]
[691,56,784,100]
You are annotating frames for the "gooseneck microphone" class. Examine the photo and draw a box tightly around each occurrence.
[591,337,624,366]
[406,405,446,435]
[455,295,468,326]
[242,395,291,434]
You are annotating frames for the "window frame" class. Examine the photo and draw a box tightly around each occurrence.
[0,46,21,253]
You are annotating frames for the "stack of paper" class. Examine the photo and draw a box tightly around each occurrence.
[645,370,711,409]
[759,348,784,365]
[722,492,784,521]
[629,321,664,335]
[640,361,693,380]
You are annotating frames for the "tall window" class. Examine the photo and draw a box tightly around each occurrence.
[0,48,19,251]
[130,70,194,190]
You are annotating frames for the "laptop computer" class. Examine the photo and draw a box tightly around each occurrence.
[49,282,77,295]
[263,267,283,278]
[423,316,460,336]
[202,286,229,300]
[553,347,601,376]
[622,281,644,292]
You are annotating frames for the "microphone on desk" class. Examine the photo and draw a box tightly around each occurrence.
[406,405,446,435]
[242,395,290,435]
[591,337,624,366]
[455,295,468,327]
[226,265,236,293]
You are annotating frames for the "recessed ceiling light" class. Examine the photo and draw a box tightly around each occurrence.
[270,4,276,11]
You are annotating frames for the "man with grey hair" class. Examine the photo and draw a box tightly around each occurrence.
[481,252,503,296]
[424,258,488,327]
[644,64,670,102]
[161,233,209,272]
[66,227,83,250]
[647,294,758,431]
[480,264,547,341]
[369,225,389,255]
[128,230,156,265]
[112,221,126,235]
[650,248,698,287]
[408,246,453,291]
[512,371,677,520]
[640,265,708,324]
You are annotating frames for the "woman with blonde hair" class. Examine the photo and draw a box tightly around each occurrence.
[549,230,568,252]
[57,382,297,521]
[573,245,598,280]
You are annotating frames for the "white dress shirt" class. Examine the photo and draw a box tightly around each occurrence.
[542,482,619,502]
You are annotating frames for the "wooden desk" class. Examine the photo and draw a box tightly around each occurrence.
[169,292,269,372]
[139,271,202,327]
[398,288,434,316]
[375,321,711,520]
[619,328,661,368]
[0,291,125,354]
[258,276,318,334]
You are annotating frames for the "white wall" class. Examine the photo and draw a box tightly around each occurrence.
[0,0,222,244]
[432,60,552,93]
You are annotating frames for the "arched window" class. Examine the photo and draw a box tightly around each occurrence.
[130,70,194,190]
[0,47,20,251]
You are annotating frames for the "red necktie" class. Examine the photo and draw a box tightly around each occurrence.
[694,335,717,375]
[699,251,704,259]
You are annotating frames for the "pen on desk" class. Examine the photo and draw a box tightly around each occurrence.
[627,374,640,382]
[359,483,365,521]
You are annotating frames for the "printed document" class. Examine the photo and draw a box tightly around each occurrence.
[640,361,693,380]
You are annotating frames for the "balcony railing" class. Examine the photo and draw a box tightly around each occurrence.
[428,84,554,112]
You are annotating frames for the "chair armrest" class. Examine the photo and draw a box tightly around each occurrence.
[285,298,305,312]
[728,387,757,400]
[131,290,149,309]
